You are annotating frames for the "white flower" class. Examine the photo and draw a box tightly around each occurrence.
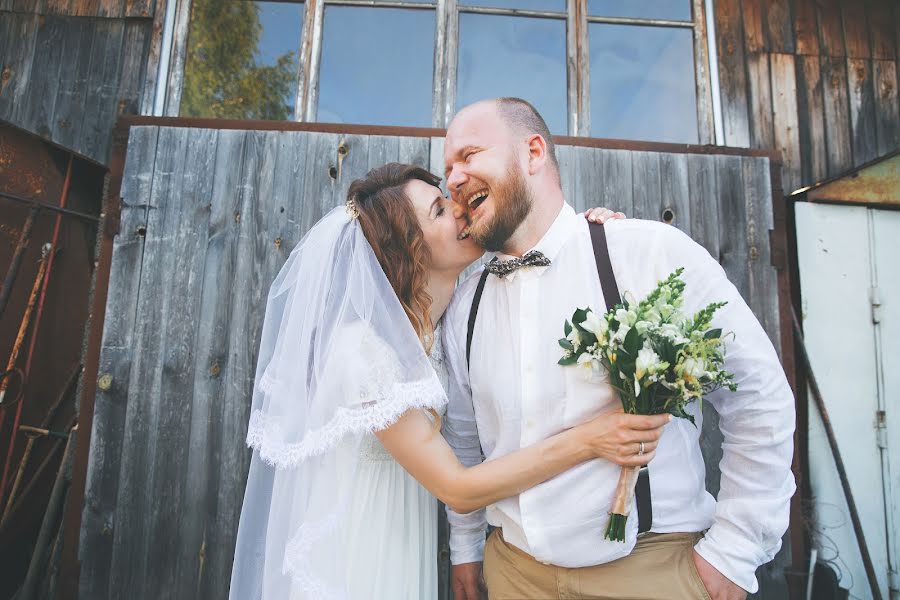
[582,311,608,338]
[660,323,689,345]
[614,307,637,327]
[612,324,630,344]
[644,308,662,325]
[635,344,663,380]
[682,357,706,379]
[634,320,654,335]
[567,328,582,351]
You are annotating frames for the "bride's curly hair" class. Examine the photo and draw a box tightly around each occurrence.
[348,163,442,354]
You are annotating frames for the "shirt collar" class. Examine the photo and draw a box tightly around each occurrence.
[491,203,578,282]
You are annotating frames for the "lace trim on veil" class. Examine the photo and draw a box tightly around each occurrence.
[246,377,446,468]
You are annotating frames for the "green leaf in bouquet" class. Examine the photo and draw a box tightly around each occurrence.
[669,402,696,426]
[623,327,641,355]
[573,308,589,325]
[558,355,578,366]
[559,338,574,351]
[704,328,722,340]
[564,320,573,337]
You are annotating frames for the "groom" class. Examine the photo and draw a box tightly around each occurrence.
[441,98,795,600]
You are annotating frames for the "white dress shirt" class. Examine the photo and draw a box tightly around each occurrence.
[441,203,795,593]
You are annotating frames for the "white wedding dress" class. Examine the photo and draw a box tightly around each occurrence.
[330,324,448,600]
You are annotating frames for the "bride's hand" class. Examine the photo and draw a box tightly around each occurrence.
[584,207,626,223]
[577,408,670,467]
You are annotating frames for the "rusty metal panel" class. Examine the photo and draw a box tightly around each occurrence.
[0,121,105,599]
[806,152,900,206]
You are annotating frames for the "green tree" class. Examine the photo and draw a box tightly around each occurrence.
[180,0,297,120]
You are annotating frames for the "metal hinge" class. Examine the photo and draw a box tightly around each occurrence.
[871,286,882,324]
[876,410,888,450]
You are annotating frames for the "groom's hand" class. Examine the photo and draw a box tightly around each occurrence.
[692,551,747,600]
[452,561,487,600]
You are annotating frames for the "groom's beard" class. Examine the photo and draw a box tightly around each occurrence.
[472,163,533,253]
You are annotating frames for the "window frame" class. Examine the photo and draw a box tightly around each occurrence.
[155,0,716,143]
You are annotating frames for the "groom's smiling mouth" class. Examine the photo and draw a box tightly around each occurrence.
[456,188,489,240]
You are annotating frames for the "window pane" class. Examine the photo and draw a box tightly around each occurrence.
[460,0,565,11]
[317,7,434,127]
[457,14,567,134]
[588,0,691,21]
[181,0,303,120]
[589,24,697,143]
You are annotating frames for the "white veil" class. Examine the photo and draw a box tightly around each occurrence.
[229,206,447,600]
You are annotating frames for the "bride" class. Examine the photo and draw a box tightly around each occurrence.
[228,163,663,600]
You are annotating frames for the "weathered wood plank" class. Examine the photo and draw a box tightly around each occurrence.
[107,126,190,599]
[365,134,399,173]
[80,19,125,163]
[571,145,599,214]
[114,20,150,120]
[186,129,250,599]
[821,57,854,175]
[144,127,218,599]
[868,0,896,60]
[796,55,828,186]
[817,0,846,57]
[847,58,879,165]
[98,0,123,18]
[398,135,430,170]
[686,153,720,258]
[125,0,154,17]
[556,144,576,204]
[597,149,633,216]
[741,156,780,351]
[298,132,340,243]
[692,0,716,144]
[659,152,691,236]
[0,15,39,124]
[714,0,751,146]
[50,18,91,146]
[873,59,900,156]
[742,0,767,54]
[841,0,871,59]
[765,0,795,53]
[717,155,750,300]
[629,151,660,221]
[792,0,820,56]
[78,126,158,600]
[770,53,801,194]
[746,52,775,149]
[21,14,67,138]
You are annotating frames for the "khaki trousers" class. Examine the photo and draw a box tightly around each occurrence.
[483,529,712,600]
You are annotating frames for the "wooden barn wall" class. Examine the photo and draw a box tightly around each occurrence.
[715,0,900,195]
[75,125,788,600]
[0,2,155,164]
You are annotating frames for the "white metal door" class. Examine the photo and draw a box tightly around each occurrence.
[796,202,897,599]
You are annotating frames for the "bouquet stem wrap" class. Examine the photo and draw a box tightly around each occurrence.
[606,464,640,542]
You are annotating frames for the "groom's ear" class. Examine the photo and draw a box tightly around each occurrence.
[525,134,549,176]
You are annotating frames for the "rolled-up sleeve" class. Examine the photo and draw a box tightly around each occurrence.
[654,225,796,593]
[441,284,488,564]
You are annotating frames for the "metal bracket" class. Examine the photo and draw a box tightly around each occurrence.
[871,286,882,324]
[876,410,888,450]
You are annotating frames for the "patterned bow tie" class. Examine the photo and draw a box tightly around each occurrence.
[485,250,552,279]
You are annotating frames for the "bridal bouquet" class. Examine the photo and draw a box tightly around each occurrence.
[558,268,737,542]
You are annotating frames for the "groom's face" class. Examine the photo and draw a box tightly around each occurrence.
[444,104,533,253]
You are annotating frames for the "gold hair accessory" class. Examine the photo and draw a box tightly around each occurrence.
[346,197,360,219]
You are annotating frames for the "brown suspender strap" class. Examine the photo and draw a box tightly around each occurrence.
[466,266,491,367]
[589,222,652,534]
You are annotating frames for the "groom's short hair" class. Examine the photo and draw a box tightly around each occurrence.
[495,97,560,179]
